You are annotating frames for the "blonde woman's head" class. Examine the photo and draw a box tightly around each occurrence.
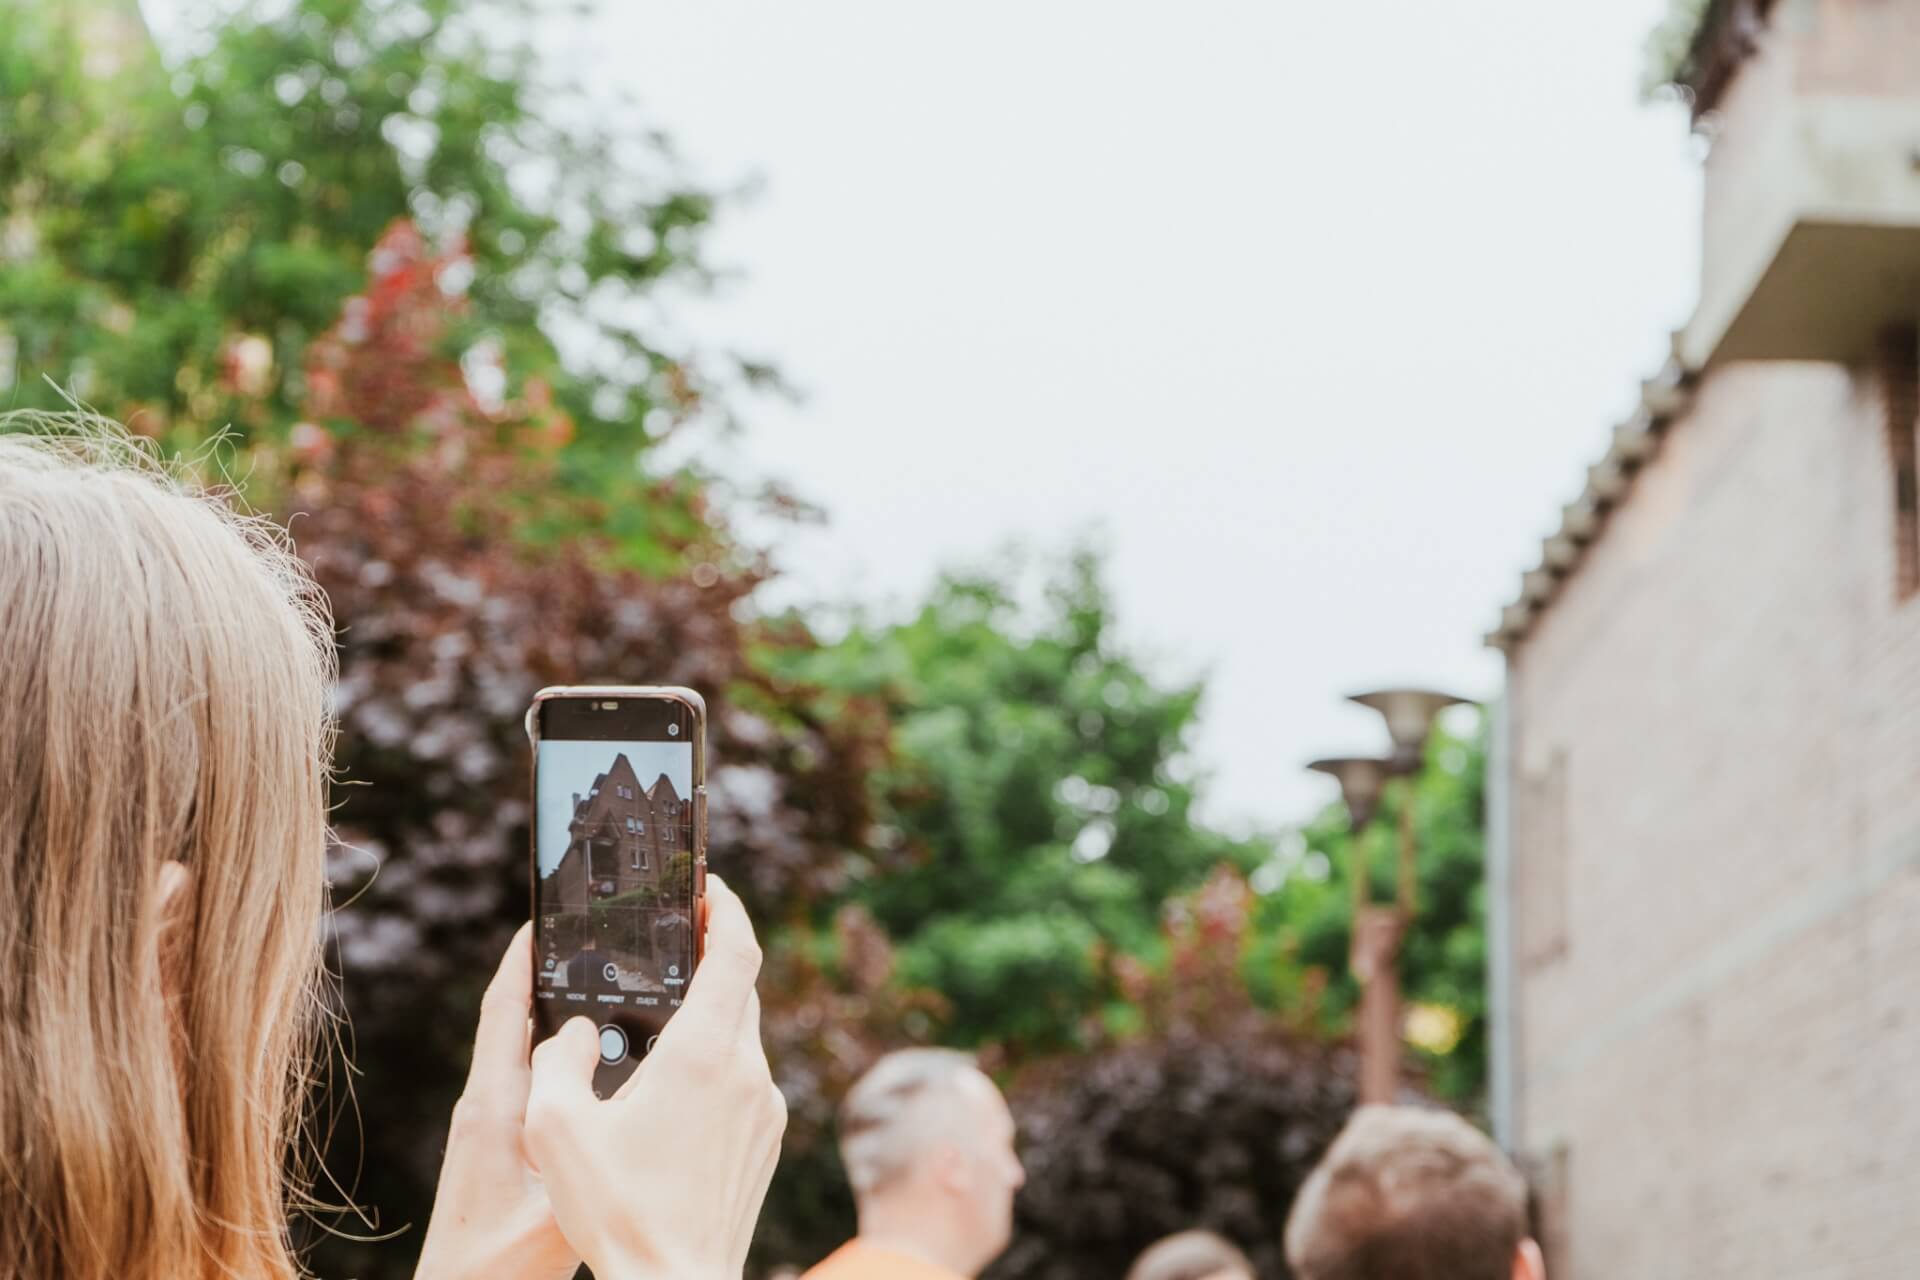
[0,416,336,1280]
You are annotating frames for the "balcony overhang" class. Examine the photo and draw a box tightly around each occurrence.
[1679,99,1920,371]
[1679,216,1920,369]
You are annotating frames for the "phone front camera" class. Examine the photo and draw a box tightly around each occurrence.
[668,723,680,737]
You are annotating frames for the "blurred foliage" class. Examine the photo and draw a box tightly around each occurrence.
[988,869,1358,1280]
[277,203,888,1278]
[1642,0,1715,99]
[1244,717,1489,1107]
[754,866,1365,1280]
[974,733,1490,1280]
[749,564,1290,1273]
[776,559,1273,1056]
[1,0,770,571]
[994,1027,1352,1280]
[781,575,1489,1107]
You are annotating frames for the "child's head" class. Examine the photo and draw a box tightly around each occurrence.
[0,418,336,1280]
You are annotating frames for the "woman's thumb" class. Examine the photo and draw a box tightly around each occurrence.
[526,1017,600,1145]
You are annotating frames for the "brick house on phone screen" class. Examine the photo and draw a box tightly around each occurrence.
[541,754,691,988]
[545,753,685,907]
[1484,2,1920,1274]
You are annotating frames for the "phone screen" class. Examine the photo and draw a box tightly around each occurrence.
[533,695,699,1094]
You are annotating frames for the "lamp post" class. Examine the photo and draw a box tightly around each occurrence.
[1306,754,1398,1104]
[1350,688,1468,916]
[1306,755,1389,947]
[1309,687,1468,1104]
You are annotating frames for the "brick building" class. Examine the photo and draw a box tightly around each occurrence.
[1484,1,1920,1275]
[541,753,691,991]
[544,752,686,909]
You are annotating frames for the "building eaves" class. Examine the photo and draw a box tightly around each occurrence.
[1484,347,1699,654]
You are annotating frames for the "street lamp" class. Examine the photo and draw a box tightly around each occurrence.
[1349,688,1469,775]
[1307,753,1393,983]
[1349,688,1468,915]
[1309,687,1469,1105]
[1307,752,1399,1105]
[1305,755,1390,831]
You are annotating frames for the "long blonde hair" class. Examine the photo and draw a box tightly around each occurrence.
[0,416,337,1280]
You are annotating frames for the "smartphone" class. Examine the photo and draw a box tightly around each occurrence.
[526,686,707,1097]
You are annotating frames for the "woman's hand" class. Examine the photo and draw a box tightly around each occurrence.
[525,875,787,1280]
[414,923,578,1280]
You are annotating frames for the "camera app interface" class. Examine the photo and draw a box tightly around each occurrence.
[534,734,694,1068]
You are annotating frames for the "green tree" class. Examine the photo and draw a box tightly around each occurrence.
[1642,0,1714,98]
[778,553,1272,1054]
[1245,716,1489,1105]
[2,0,759,569]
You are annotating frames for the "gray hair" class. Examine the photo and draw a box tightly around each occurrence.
[1126,1231,1254,1280]
[837,1048,980,1197]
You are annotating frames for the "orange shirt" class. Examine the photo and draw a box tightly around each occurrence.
[802,1240,967,1280]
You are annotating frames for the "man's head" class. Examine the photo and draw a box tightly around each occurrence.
[1284,1106,1545,1280]
[1124,1230,1254,1280]
[838,1048,1025,1274]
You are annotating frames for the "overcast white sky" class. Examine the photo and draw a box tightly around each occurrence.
[149,0,1703,832]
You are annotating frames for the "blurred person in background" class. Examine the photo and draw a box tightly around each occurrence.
[1124,1229,1255,1280]
[804,1048,1026,1280]
[1283,1105,1544,1280]
[0,420,784,1280]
